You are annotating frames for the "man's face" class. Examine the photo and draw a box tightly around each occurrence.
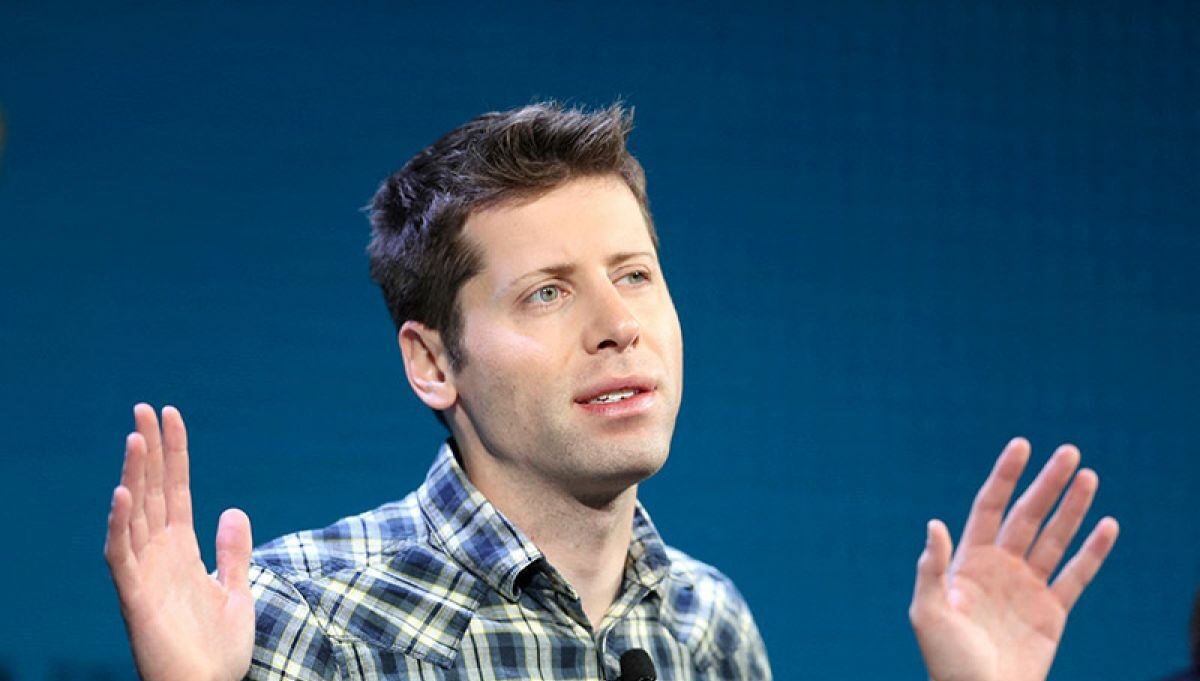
[447,175,683,502]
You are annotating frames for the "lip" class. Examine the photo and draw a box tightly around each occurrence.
[573,376,658,419]
[574,388,658,418]
[573,376,656,404]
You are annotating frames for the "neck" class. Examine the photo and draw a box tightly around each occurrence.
[457,445,637,630]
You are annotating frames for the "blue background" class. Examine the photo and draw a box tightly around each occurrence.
[0,2,1196,679]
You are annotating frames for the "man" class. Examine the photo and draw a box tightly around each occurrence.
[104,102,1119,681]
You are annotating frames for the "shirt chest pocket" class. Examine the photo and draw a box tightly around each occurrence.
[343,633,597,681]
[307,547,486,679]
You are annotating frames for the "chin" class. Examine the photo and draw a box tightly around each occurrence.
[552,427,673,501]
[594,440,670,489]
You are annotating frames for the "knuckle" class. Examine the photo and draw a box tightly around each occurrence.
[1038,534,1063,554]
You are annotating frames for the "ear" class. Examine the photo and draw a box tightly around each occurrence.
[398,321,457,411]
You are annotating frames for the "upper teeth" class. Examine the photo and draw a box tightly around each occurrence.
[588,389,637,404]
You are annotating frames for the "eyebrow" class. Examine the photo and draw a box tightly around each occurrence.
[502,251,657,294]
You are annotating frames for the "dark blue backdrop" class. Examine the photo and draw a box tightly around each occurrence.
[1,2,1196,679]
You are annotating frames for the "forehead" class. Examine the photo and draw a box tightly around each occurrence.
[462,176,656,283]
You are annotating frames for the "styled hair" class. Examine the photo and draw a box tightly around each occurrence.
[367,101,656,371]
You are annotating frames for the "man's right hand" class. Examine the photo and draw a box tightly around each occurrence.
[104,404,255,681]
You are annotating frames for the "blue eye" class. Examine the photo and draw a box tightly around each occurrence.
[531,285,561,304]
[622,270,649,284]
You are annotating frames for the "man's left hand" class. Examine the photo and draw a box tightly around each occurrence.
[909,438,1119,681]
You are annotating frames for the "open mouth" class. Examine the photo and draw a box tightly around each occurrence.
[581,388,645,405]
[574,377,654,407]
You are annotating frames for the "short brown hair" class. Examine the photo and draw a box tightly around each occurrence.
[367,102,656,370]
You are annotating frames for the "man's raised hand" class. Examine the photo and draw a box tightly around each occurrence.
[104,404,255,681]
[909,438,1119,681]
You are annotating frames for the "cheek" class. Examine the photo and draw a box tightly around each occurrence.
[463,322,565,395]
[648,303,683,365]
[670,322,685,386]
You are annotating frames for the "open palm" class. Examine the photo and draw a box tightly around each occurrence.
[104,404,255,681]
[910,439,1119,681]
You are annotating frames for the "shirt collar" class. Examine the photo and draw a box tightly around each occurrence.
[627,501,673,594]
[417,441,543,601]
[417,440,675,600]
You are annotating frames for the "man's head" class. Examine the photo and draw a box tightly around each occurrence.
[368,103,683,503]
[368,102,656,372]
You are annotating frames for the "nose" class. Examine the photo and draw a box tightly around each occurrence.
[584,285,641,354]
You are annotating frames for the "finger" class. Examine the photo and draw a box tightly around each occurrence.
[104,486,137,582]
[216,508,253,593]
[910,519,953,623]
[161,405,194,528]
[959,438,1031,548]
[1052,516,1119,611]
[134,403,167,532]
[996,444,1081,555]
[122,431,149,553]
[1026,468,1098,579]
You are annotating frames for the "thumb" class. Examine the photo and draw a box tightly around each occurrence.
[215,507,253,591]
[912,519,953,609]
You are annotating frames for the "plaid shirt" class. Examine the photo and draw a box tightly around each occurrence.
[246,443,771,680]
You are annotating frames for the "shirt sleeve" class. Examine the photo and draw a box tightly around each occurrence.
[244,564,346,681]
[728,601,772,681]
[705,580,772,681]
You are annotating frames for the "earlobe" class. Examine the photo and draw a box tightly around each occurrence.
[398,322,457,410]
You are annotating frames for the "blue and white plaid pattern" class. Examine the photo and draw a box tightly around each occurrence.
[245,443,771,680]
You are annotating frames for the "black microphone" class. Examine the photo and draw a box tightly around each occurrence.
[618,648,656,681]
